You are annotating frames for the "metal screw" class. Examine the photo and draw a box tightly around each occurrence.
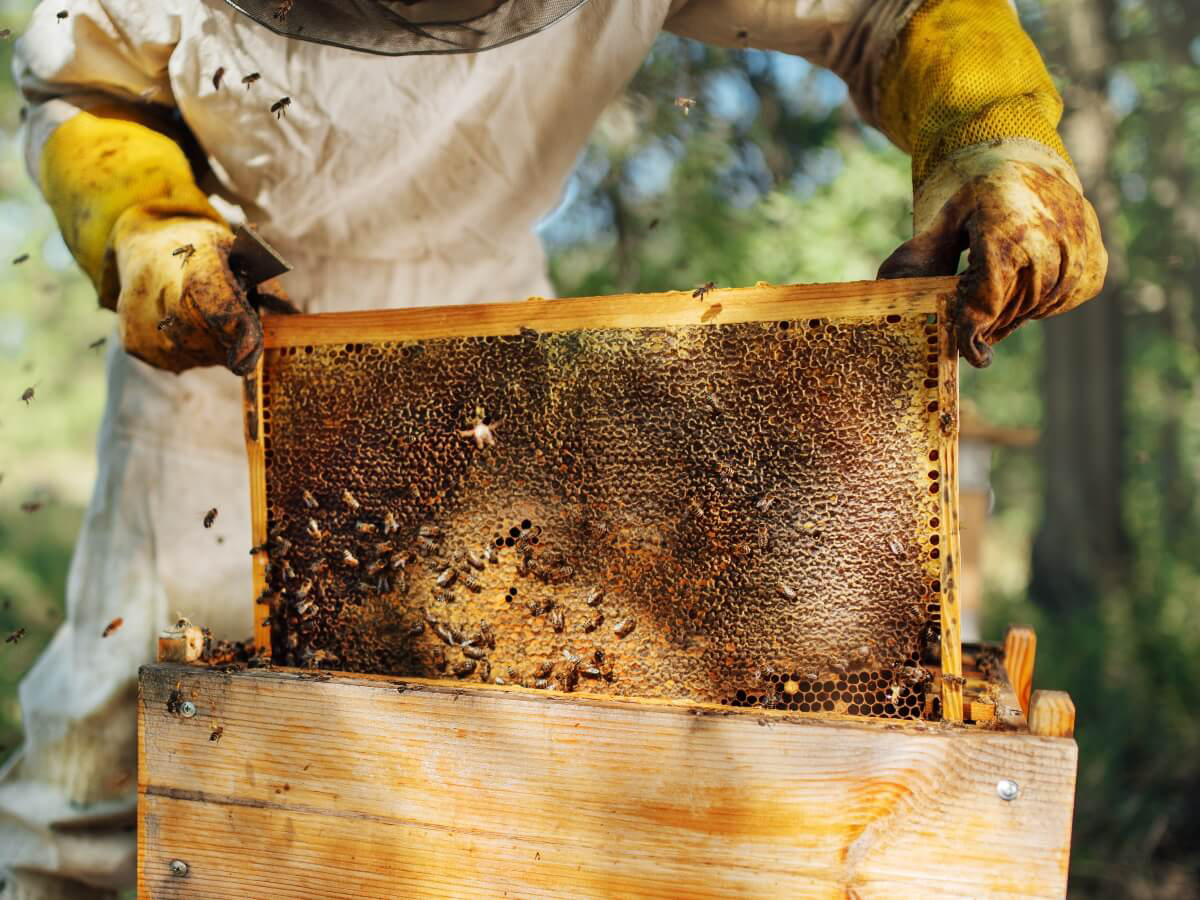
[170,859,189,877]
[179,700,196,718]
[996,778,1020,801]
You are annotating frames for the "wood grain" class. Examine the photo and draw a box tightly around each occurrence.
[1004,625,1038,718]
[1029,690,1075,739]
[936,293,964,722]
[138,663,1076,898]
[260,277,956,348]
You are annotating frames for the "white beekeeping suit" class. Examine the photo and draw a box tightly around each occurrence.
[0,0,1103,895]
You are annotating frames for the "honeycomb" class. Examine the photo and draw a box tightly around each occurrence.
[256,312,947,718]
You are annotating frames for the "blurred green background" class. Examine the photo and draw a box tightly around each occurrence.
[1,1,1197,895]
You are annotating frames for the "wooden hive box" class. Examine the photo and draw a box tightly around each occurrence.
[137,277,1079,897]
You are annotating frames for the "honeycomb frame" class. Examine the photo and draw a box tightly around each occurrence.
[244,277,965,722]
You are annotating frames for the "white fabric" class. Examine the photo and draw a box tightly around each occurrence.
[1,0,913,895]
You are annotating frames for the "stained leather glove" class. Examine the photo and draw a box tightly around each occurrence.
[872,0,1108,367]
[39,104,294,374]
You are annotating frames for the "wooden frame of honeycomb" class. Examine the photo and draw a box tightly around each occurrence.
[243,275,966,721]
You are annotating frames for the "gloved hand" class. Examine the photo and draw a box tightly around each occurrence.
[39,104,294,375]
[111,209,293,374]
[878,142,1107,368]
[871,0,1108,367]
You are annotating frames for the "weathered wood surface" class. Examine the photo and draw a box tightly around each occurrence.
[260,276,956,347]
[1004,625,1038,717]
[1029,690,1076,739]
[139,663,1076,898]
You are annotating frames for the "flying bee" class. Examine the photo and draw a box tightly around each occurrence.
[20,500,43,514]
[452,660,476,678]
[342,490,360,511]
[341,549,359,568]
[382,511,399,534]
[692,280,715,300]
[295,579,313,600]
[55,9,68,21]
[212,67,225,90]
[6,628,26,644]
[270,97,290,119]
[549,609,564,633]
[613,618,635,638]
[415,536,438,554]
[477,659,491,682]
[435,568,457,588]
[777,583,796,601]
[172,244,195,267]
[355,521,376,535]
[461,643,487,661]
[674,95,697,114]
[305,518,323,539]
[102,617,124,638]
[479,621,495,649]
[302,490,319,509]
[466,550,485,571]
[533,660,554,679]
[459,573,482,593]
[432,621,455,645]
[203,508,218,528]
[241,72,260,88]
[87,336,107,351]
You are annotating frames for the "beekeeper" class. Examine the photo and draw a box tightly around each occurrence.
[0,0,1105,896]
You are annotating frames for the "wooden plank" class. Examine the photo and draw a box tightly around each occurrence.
[139,664,1076,898]
[1004,625,1037,718]
[936,293,964,723]
[1029,690,1075,739]
[260,276,956,348]
[243,360,271,654]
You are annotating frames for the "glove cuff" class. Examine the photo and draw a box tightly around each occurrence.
[913,138,1083,232]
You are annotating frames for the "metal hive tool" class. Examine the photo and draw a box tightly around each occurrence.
[244,278,963,721]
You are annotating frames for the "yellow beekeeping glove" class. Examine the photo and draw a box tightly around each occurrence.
[874,0,1107,367]
[40,105,291,374]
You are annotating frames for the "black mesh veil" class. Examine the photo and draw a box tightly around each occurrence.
[224,0,591,56]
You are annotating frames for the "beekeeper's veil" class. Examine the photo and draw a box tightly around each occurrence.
[225,0,590,55]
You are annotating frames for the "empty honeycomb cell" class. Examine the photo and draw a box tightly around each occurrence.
[257,312,945,715]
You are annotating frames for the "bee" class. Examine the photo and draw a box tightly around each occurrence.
[272,0,293,20]
[375,573,392,594]
[431,646,447,672]
[466,550,485,571]
[477,659,491,682]
[270,97,291,119]
[341,549,359,568]
[532,661,554,679]
[534,677,552,690]
[12,253,29,265]
[432,621,455,645]
[562,649,582,667]
[87,337,107,351]
[274,536,293,555]
[156,314,178,332]
[515,554,530,577]
[560,666,579,693]
[382,511,399,534]
[172,244,196,267]
[294,597,314,617]
[0,28,11,39]
[20,386,35,405]
[899,665,931,686]
[365,558,386,576]
[56,10,68,22]
[20,500,44,514]
[431,588,455,604]
[479,621,495,649]
[888,537,906,558]
[102,617,124,638]
[755,493,777,513]
[308,557,328,574]
[435,568,457,588]
[461,643,487,661]
[674,95,697,114]
[306,518,324,540]
[373,541,394,555]
[593,649,605,665]
[212,67,225,90]
[549,608,564,633]
[281,561,297,581]
[341,490,360,510]
[295,579,313,600]
[483,544,498,564]
[390,551,411,570]
[459,573,482,593]
[353,520,375,535]
[581,666,602,679]
[404,621,425,638]
[418,524,441,539]
[203,508,219,528]
[757,524,770,551]
[242,72,260,89]
[302,490,319,509]
[452,660,476,678]
[584,588,604,607]
[6,628,26,644]
[416,536,438,554]
[776,583,796,601]
[692,280,715,300]
[939,412,953,435]
[613,618,635,638]
[582,612,603,633]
